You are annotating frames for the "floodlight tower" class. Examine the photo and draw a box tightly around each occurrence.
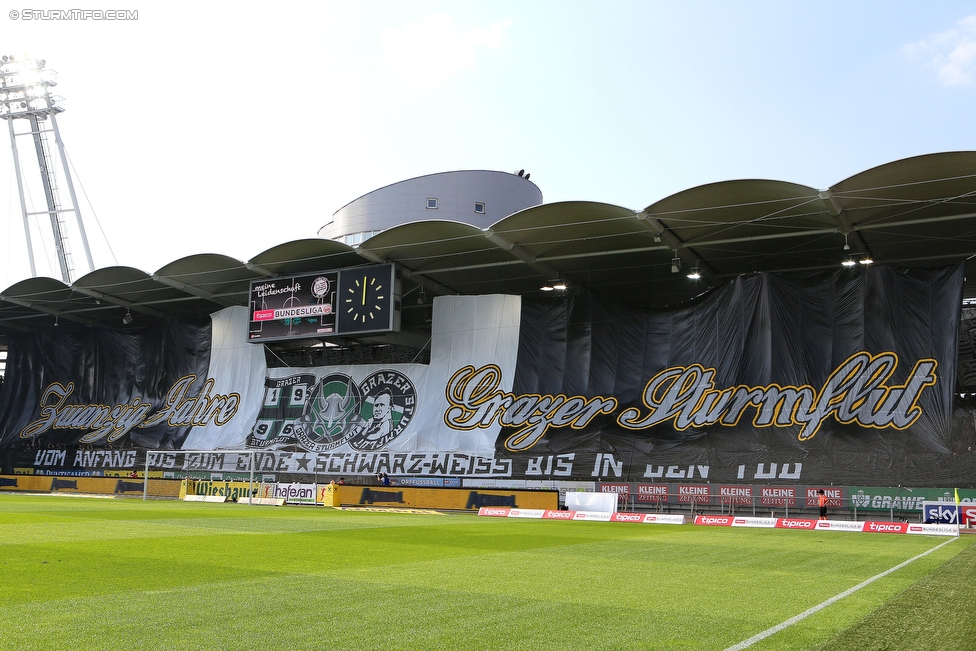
[0,55,93,283]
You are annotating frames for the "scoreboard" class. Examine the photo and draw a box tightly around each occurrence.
[247,264,400,342]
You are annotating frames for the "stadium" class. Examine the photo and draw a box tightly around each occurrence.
[2,156,976,496]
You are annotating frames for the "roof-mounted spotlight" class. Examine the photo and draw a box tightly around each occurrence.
[687,267,700,280]
[671,251,681,274]
[843,233,850,251]
[541,279,567,292]
[842,259,857,267]
[122,309,133,325]
[859,257,874,265]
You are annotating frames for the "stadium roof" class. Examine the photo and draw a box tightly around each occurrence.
[2,151,976,348]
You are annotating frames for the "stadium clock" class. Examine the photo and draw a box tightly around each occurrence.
[337,264,398,334]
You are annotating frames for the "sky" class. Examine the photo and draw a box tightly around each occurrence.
[2,1,976,289]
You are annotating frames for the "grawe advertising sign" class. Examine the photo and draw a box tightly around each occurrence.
[849,487,976,511]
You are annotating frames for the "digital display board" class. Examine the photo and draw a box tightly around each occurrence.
[247,264,398,342]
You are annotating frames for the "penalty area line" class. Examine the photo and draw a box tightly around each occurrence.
[723,536,959,651]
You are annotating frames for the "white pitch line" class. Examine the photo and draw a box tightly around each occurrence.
[723,536,959,651]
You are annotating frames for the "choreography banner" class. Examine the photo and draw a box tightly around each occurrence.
[244,294,522,455]
[0,269,970,485]
[0,307,260,450]
[485,266,965,485]
[231,268,966,485]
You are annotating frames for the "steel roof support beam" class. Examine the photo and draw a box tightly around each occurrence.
[542,227,842,261]
[482,228,566,285]
[245,261,277,277]
[819,190,870,256]
[70,285,165,318]
[151,273,238,308]
[637,211,718,283]
[417,226,847,276]
[855,210,976,231]
[0,293,92,326]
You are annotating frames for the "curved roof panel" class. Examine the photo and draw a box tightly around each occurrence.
[643,180,835,277]
[0,276,89,328]
[493,201,648,259]
[249,238,364,276]
[361,220,525,296]
[362,220,491,263]
[826,152,976,267]
[3,152,976,340]
[73,266,206,321]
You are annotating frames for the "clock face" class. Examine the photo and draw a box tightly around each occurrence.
[337,265,395,333]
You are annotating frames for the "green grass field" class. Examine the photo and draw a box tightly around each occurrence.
[1,494,974,651]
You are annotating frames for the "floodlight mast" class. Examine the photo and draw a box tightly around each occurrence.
[0,55,94,283]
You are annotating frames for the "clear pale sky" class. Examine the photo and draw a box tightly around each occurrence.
[2,2,975,288]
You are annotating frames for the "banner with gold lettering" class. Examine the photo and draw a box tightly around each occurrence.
[490,265,965,485]
[0,311,247,450]
[1,268,969,486]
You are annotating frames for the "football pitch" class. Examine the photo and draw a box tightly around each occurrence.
[1,495,974,651]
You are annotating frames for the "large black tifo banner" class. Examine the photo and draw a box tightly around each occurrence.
[501,266,967,485]
[0,319,213,450]
[1,267,974,487]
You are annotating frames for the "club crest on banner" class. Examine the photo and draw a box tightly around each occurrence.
[852,490,871,508]
[348,371,417,451]
[297,374,363,450]
[247,370,416,453]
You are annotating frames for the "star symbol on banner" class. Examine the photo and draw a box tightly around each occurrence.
[295,454,312,471]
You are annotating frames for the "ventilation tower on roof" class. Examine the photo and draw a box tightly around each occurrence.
[0,55,93,283]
